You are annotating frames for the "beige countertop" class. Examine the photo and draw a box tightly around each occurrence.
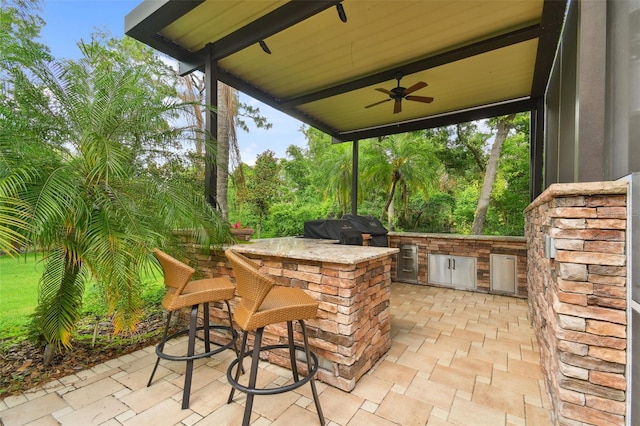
[230,237,399,264]
[388,232,525,242]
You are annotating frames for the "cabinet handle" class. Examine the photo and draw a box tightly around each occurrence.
[452,258,456,270]
[447,258,451,269]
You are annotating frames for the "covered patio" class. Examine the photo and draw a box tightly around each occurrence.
[0,283,551,425]
[4,0,640,424]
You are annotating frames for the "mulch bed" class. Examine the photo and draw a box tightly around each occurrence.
[0,312,167,399]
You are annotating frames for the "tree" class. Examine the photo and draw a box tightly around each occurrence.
[246,150,281,237]
[175,72,270,220]
[0,0,50,255]
[471,114,517,234]
[7,38,228,352]
[362,132,442,229]
[282,144,312,197]
[483,113,530,235]
[0,0,50,81]
[215,83,238,220]
[305,127,355,216]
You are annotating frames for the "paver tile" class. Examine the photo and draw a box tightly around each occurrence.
[1,283,554,426]
[347,409,398,426]
[396,348,438,374]
[121,398,191,426]
[191,402,245,426]
[62,377,124,409]
[508,358,544,380]
[320,386,364,425]
[351,374,393,404]
[472,382,525,417]
[447,397,506,426]
[429,364,476,394]
[120,379,182,412]
[405,375,456,410]
[57,395,129,425]
[271,404,324,426]
[251,387,300,421]
[524,402,553,425]
[188,378,234,416]
[370,360,417,388]
[449,356,493,378]
[492,369,542,399]
[376,390,432,426]
[0,393,68,426]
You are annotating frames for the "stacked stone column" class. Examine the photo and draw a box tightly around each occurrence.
[525,182,628,425]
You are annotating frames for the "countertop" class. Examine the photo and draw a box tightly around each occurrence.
[230,237,399,264]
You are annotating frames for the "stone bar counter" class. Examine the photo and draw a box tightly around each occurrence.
[201,237,399,392]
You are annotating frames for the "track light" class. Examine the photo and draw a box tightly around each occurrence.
[258,40,271,54]
[336,3,347,23]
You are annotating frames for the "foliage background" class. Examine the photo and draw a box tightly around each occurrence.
[0,0,531,355]
[229,120,530,237]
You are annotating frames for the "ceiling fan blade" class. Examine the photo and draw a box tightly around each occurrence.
[365,98,392,109]
[403,81,427,95]
[393,99,402,114]
[375,88,393,95]
[406,95,434,103]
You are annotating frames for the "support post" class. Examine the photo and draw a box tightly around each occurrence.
[351,140,359,214]
[204,44,218,208]
[530,99,544,200]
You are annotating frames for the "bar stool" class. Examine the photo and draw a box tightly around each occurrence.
[148,248,238,409]
[224,249,325,426]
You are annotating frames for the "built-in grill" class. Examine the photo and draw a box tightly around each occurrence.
[303,219,362,245]
[303,215,389,246]
[341,214,388,247]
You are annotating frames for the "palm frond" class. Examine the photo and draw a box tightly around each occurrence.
[33,248,88,350]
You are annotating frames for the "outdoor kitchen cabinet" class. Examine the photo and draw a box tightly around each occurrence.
[428,254,476,290]
[397,244,418,282]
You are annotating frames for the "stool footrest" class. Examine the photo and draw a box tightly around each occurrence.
[156,325,237,362]
[226,343,319,396]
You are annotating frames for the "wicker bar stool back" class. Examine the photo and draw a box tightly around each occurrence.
[148,248,239,409]
[225,249,325,426]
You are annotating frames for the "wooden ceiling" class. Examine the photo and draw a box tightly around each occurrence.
[125,0,566,141]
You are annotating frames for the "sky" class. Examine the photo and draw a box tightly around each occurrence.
[38,0,308,165]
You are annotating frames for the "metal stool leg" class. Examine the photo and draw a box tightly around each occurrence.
[202,302,211,353]
[182,304,199,409]
[301,320,325,425]
[148,310,174,387]
[225,300,243,372]
[228,330,248,404]
[242,327,264,426]
[287,321,300,381]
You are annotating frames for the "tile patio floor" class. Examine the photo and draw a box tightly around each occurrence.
[0,283,552,426]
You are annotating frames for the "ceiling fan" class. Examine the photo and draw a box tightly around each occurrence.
[364,72,434,114]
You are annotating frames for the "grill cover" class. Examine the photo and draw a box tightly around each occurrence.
[341,214,388,247]
[303,220,363,245]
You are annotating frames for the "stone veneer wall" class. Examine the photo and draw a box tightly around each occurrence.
[189,248,392,392]
[524,181,628,425]
[388,233,528,297]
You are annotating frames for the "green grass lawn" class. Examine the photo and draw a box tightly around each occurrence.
[0,254,44,338]
[0,254,164,341]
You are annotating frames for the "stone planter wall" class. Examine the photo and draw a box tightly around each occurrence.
[524,181,628,425]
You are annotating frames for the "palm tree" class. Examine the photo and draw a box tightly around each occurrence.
[216,83,239,221]
[362,132,442,229]
[0,0,50,256]
[0,132,32,256]
[8,40,229,352]
[304,127,361,215]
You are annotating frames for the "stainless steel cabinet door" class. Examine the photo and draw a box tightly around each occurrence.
[428,254,476,289]
[428,254,450,286]
[449,256,476,290]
